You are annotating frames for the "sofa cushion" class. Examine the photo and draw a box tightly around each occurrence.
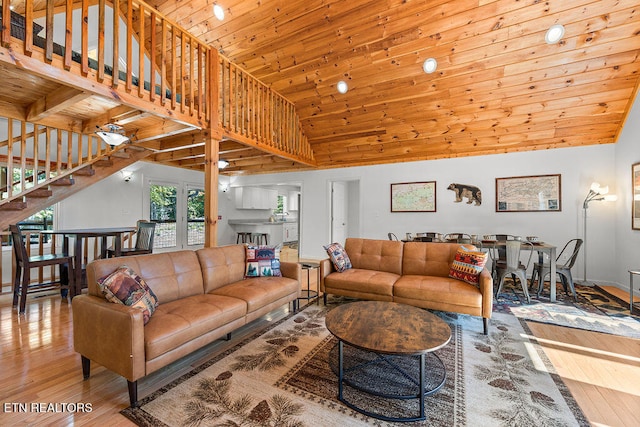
[144,294,247,360]
[449,247,488,286]
[97,265,159,324]
[394,275,483,310]
[245,245,282,277]
[87,251,204,304]
[210,276,300,314]
[344,238,403,274]
[324,242,352,272]
[402,242,475,276]
[324,268,398,297]
[197,245,248,293]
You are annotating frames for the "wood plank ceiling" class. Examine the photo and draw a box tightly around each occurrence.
[144,0,640,174]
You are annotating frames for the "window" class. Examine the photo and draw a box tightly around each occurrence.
[149,183,177,249]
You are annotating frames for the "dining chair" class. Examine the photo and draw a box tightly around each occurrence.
[531,238,583,301]
[494,240,534,303]
[107,221,156,257]
[10,224,75,314]
[444,233,472,243]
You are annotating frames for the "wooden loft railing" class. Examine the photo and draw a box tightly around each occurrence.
[0,0,211,126]
[218,55,316,167]
[0,117,122,204]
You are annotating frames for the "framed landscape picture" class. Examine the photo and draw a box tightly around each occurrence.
[391,181,436,212]
[633,162,640,230]
[495,174,561,212]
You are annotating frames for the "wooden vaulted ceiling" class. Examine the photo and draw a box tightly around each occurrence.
[146,0,640,172]
[2,0,640,176]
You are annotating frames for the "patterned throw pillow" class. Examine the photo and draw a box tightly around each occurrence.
[245,245,282,277]
[448,247,488,286]
[98,265,159,324]
[323,242,352,272]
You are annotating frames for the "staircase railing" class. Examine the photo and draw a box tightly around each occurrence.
[0,117,121,203]
[218,54,316,166]
[0,0,211,123]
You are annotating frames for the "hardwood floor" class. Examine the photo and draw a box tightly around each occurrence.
[1,276,638,426]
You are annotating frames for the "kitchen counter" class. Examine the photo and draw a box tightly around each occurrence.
[228,220,298,246]
[228,219,297,225]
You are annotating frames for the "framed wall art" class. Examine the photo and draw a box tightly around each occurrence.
[495,174,561,212]
[390,181,436,212]
[633,162,640,230]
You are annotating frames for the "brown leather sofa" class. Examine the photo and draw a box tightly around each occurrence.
[72,244,301,406]
[320,238,492,334]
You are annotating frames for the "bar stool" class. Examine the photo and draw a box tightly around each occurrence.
[252,233,269,245]
[236,232,252,243]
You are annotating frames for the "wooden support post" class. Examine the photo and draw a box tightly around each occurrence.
[204,132,219,248]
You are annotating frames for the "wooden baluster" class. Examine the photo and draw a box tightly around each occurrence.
[160,18,167,105]
[188,34,194,116]
[25,0,33,55]
[171,25,177,109]
[149,11,156,102]
[45,127,51,180]
[64,0,73,69]
[1,0,10,47]
[81,0,89,74]
[112,0,119,86]
[126,0,133,91]
[97,0,105,81]
[138,4,145,99]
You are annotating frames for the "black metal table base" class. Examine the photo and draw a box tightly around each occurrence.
[330,340,446,422]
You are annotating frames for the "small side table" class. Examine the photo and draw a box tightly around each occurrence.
[629,269,640,314]
[299,262,319,303]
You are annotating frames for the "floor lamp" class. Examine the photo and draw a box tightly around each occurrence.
[582,182,617,285]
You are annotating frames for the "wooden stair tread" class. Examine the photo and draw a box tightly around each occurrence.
[74,167,96,176]
[51,177,75,186]
[0,200,27,210]
[25,189,53,198]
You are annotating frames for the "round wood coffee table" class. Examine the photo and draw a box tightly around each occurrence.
[324,301,451,422]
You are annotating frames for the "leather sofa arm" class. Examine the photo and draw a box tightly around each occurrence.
[318,258,335,292]
[72,295,146,382]
[280,261,302,284]
[478,268,494,319]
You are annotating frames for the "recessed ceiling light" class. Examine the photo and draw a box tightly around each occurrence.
[423,58,437,74]
[214,4,225,21]
[337,80,348,94]
[545,24,565,44]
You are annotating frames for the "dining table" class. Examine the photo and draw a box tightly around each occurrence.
[42,227,136,297]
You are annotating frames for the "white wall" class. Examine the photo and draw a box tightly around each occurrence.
[59,161,204,230]
[231,144,619,286]
[614,90,640,288]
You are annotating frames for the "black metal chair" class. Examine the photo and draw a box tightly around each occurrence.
[10,224,74,313]
[387,232,398,241]
[531,238,583,301]
[107,221,156,257]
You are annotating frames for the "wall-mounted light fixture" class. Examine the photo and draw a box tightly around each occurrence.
[218,159,230,169]
[96,124,129,146]
[121,170,133,182]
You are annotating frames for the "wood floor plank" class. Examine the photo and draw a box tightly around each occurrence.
[1,270,638,426]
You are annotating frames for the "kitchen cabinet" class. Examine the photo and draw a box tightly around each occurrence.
[288,191,300,211]
[283,222,298,242]
[235,187,278,210]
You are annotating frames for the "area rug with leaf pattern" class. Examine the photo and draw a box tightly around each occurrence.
[494,282,640,339]
[122,301,588,426]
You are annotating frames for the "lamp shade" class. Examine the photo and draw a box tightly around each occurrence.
[96,131,129,146]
